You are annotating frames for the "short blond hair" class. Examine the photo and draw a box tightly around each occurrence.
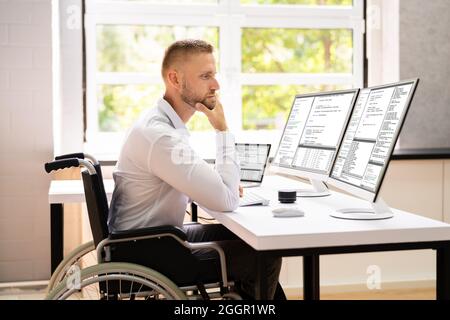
[161,39,214,78]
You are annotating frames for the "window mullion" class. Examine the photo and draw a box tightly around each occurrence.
[352,17,365,88]
[85,13,98,144]
[218,3,242,133]
[94,14,220,26]
[242,15,361,29]
[88,2,223,16]
[96,72,162,85]
[352,0,365,17]
[241,73,355,86]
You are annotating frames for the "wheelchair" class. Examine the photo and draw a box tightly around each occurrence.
[44,153,241,300]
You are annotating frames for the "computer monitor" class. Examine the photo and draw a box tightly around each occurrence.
[271,89,360,197]
[327,79,419,220]
[236,143,271,188]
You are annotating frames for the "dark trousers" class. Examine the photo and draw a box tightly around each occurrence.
[183,223,284,300]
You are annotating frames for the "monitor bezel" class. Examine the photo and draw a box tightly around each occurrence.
[327,78,420,202]
[270,88,360,182]
[236,143,271,183]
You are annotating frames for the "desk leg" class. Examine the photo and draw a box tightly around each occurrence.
[303,254,320,300]
[255,253,269,300]
[51,203,64,274]
[191,202,198,223]
[437,247,450,300]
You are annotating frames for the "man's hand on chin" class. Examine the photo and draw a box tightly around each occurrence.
[195,99,228,132]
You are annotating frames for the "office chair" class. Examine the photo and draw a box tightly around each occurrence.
[44,154,240,300]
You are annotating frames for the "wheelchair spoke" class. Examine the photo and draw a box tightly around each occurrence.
[129,279,135,298]
[119,277,122,299]
[106,272,109,300]
[136,283,144,297]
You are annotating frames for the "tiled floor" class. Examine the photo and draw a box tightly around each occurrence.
[0,286,47,300]
[0,285,435,300]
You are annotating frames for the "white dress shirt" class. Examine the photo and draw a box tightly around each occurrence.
[108,98,240,232]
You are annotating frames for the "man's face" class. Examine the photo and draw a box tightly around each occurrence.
[179,53,219,110]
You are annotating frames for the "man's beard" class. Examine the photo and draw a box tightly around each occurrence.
[181,81,216,110]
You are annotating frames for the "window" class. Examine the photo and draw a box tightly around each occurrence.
[85,0,364,156]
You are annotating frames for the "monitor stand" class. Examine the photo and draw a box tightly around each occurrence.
[296,179,330,197]
[330,197,394,220]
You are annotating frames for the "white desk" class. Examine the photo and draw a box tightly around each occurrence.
[202,175,450,300]
[49,179,115,203]
[48,175,450,300]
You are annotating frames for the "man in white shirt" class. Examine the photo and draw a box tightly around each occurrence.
[108,39,284,300]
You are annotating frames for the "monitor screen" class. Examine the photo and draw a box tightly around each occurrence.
[272,89,359,177]
[329,79,419,200]
[236,143,271,182]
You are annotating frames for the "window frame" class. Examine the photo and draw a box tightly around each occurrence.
[84,0,365,158]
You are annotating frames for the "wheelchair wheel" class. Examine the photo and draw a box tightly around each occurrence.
[47,241,96,293]
[46,262,186,300]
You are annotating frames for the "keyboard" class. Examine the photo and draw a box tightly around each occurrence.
[240,181,261,188]
[239,191,270,207]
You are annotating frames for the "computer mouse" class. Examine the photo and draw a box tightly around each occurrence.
[272,206,305,218]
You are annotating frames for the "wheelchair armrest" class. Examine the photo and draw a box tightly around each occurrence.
[99,224,231,288]
[109,225,187,241]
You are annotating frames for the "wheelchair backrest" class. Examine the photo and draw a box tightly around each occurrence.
[81,169,109,247]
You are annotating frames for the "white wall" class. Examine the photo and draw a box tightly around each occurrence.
[367,0,450,149]
[398,0,450,149]
[366,0,400,86]
[0,0,53,282]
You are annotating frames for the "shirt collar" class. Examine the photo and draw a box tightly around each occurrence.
[157,97,190,136]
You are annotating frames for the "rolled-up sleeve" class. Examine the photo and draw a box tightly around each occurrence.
[148,130,240,212]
